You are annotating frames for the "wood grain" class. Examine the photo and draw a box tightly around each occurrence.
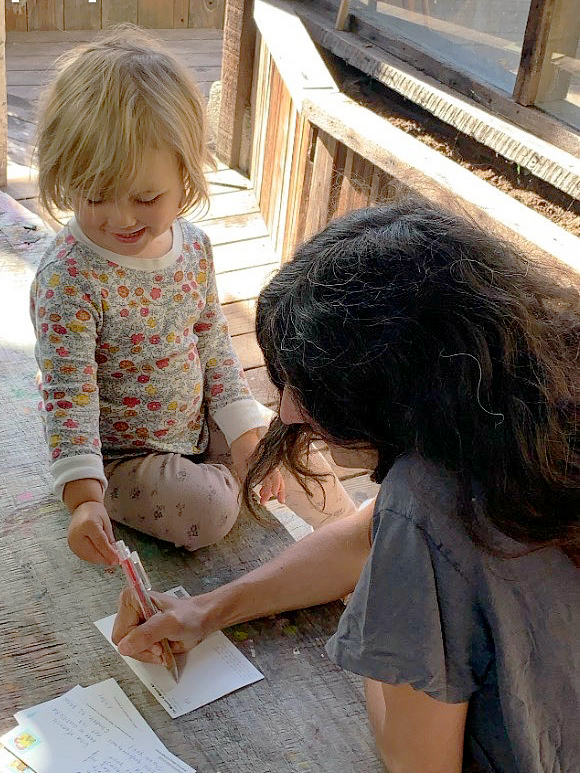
[216,0,255,170]
[101,0,138,26]
[27,0,65,31]
[64,0,101,30]
[188,0,225,29]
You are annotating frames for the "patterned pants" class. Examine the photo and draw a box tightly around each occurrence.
[103,418,356,551]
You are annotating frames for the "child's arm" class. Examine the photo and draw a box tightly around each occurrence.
[31,258,115,565]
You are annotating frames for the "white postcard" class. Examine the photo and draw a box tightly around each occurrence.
[95,586,264,718]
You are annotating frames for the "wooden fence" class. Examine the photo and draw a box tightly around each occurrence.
[4,0,225,31]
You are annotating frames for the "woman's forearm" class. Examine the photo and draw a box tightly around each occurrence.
[197,505,372,638]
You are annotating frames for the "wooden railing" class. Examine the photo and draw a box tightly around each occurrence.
[217,0,579,271]
[4,0,225,31]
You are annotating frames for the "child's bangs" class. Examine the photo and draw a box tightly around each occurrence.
[67,118,159,202]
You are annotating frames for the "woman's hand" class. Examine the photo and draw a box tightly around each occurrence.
[230,428,286,504]
[68,500,119,567]
[112,587,208,663]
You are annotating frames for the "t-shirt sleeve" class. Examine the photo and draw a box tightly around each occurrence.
[326,502,491,703]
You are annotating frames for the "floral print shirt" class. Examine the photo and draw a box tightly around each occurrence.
[30,217,265,497]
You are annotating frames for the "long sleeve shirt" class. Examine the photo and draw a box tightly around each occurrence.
[30,217,266,497]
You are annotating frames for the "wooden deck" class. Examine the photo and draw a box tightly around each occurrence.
[0,28,380,773]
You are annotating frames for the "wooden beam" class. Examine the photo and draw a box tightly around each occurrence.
[335,0,350,31]
[0,0,6,187]
[333,7,580,158]
[5,1,28,32]
[217,0,255,170]
[297,2,580,195]
[533,0,580,106]
[304,91,580,270]
[514,0,557,105]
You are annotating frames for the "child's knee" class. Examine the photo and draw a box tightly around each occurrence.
[181,472,240,551]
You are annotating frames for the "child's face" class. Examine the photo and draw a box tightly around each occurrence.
[74,147,184,258]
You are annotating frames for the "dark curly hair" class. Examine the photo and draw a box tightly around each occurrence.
[244,197,579,562]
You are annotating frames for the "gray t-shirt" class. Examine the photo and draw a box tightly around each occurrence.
[327,454,579,772]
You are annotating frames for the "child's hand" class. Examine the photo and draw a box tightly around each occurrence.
[68,501,118,567]
[257,468,285,505]
[229,429,286,505]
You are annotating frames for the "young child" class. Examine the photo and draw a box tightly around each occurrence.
[30,27,356,568]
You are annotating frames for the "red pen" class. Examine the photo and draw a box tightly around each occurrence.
[115,539,179,682]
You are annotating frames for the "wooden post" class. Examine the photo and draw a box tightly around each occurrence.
[514,0,580,106]
[0,0,6,188]
[335,0,351,31]
[216,0,256,170]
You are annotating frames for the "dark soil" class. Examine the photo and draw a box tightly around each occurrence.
[323,51,580,236]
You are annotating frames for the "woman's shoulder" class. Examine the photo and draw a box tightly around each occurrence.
[377,454,479,580]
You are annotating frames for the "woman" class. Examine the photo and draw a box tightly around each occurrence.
[113,197,579,772]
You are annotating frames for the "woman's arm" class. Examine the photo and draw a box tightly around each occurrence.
[112,503,373,660]
[365,679,467,773]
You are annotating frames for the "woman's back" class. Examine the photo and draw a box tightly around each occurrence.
[327,454,580,773]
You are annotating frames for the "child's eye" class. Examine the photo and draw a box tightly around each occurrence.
[87,199,104,206]
[136,195,161,206]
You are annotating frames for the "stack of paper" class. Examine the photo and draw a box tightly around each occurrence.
[0,679,195,773]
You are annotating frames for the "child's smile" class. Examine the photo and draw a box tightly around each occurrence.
[75,148,184,259]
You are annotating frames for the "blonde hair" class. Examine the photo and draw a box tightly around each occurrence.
[36,25,212,219]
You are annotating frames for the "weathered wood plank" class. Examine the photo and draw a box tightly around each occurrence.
[198,211,269,245]
[64,0,101,31]
[212,236,277,273]
[101,0,138,26]
[196,187,259,222]
[282,111,310,261]
[5,2,28,32]
[514,0,557,105]
[223,298,257,336]
[216,263,278,304]
[138,0,174,29]
[173,0,189,28]
[231,330,264,370]
[27,0,65,31]
[188,0,225,29]
[335,0,351,31]
[217,0,256,170]
[259,66,283,234]
[245,365,278,406]
[0,1,7,187]
[5,28,221,42]
[303,129,336,240]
